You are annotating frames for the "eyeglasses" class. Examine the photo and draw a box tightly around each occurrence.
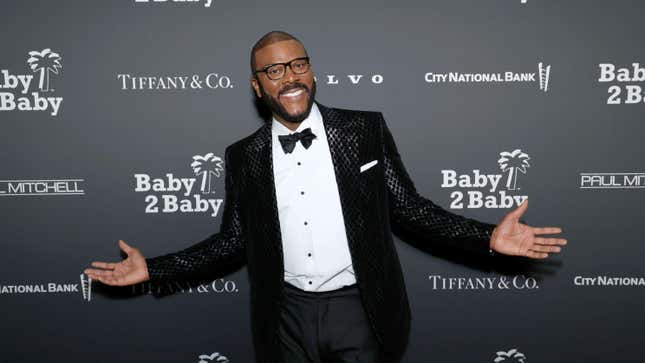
[254,57,311,80]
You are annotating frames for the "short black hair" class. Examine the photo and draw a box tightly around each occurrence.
[250,31,307,74]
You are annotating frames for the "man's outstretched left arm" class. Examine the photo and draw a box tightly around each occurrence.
[380,114,567,259]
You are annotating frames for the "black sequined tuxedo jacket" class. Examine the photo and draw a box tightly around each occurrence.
[146,102,496,362]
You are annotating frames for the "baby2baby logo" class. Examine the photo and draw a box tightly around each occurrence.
[1,48,63,116]
[134,153,224,217]
[441,149,530,209]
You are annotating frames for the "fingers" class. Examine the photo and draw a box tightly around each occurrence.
[100,275,121,286]
[532,227,562,235]
[529,244,561,253]
[535,237,568,246]
[83,269,127,286]
[85,273,123,286]
[524,237,567,259]
[85,259,120,281]
[83,268,115,278]
[87,240,136,271]
[525,250,549,259]
[90,261,116,270]
[83,240,138,287]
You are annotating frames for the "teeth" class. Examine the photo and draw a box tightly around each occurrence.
[282,89,304,97]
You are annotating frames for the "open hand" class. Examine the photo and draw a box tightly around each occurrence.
[490,199,567,259]
[83,240,150,286]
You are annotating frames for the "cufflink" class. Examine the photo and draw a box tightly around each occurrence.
[359,159,378,173]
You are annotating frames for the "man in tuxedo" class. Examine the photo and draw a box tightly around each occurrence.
[84,31,567,363]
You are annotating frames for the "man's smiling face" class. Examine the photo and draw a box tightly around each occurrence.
[251,39,316,126]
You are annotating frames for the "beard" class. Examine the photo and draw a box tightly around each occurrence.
[259,79,316,124]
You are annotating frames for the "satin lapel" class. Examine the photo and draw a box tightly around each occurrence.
[318,103,363,252]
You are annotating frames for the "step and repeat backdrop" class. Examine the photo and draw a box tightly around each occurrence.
[1,0,644,362]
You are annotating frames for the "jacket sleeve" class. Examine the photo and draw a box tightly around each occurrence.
[380,113,496,256]
[145,145,247,282]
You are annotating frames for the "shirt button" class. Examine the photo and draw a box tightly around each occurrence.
[307,253,312,257]
[297,161,301,166]
[308,281,312,285]
[304,221,308,225]
[301,191,305,195]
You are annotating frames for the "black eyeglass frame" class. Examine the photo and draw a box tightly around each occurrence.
[254,57,311,80]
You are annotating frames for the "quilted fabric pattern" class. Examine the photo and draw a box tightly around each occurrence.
[145,102,496,363]
[380,113,497,254]
[145,146,247,282]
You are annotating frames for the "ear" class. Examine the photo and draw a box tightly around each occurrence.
[251,76,262,98]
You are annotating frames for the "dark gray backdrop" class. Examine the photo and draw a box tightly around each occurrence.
[2,0,644,362]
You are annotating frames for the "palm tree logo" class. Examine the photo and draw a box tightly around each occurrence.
[191,153,224,194]
[498,149,530,191]
[198,352,229,363]
[27,48,62,92]
[494,348,526,363]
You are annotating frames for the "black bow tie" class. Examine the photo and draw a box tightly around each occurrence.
[278,127,317,154]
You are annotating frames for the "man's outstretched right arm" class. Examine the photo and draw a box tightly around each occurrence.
[84,145,247,285]
[145,145,246,282]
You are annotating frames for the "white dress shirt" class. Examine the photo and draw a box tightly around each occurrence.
[271,103,357,292]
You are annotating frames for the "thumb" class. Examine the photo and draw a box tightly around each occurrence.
[509,198,529,220]
[118,239,133,254]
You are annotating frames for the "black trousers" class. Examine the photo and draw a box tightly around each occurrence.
[277,282,393,363]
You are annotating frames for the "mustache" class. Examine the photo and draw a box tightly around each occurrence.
[279,83,309,95]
